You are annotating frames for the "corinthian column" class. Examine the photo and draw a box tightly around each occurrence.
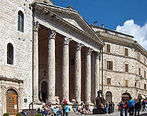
[95,52,100,98]
[85,48,93,105]
[62,37,72,102]
[48,30,56,103]
[33,21,40,103]
[75,43,83,104]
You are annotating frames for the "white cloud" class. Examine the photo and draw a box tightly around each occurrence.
[116,19,147,50]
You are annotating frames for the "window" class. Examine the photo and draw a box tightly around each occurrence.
[144,71,146,78]
[7,43,14,65]
[139,82,141,88]
[144,58,146,64]
[125,80,128,87]
[107,61,113,70]
[106,44,110,52]
[18,11,24,32]
[139,68,141,75]
[144,84,146,90]
[125,48,128,56]
[125,64,129,72]
[107,78,111,85]
[137,52,140,61]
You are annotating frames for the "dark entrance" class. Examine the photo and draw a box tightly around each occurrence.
[41,81,48,103]
[106,91,112,102]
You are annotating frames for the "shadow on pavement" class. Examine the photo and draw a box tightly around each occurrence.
[140,113,147,116]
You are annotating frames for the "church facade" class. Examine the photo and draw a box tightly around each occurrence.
[0,0,146,115]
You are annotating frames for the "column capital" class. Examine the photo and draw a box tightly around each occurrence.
[63,37,72,45]
[34,21,39,32]
[96,52,100,59]
[76,43,84,51]
[87,48,93,55]
[49,30,57,40]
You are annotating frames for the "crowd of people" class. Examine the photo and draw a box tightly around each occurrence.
[36,99,92,116]
[118,98,147,116]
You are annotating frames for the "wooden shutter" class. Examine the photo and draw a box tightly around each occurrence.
[110,61,113,70]
[107,44,110,52]
[125,48,128,56]
[125,64,128,72]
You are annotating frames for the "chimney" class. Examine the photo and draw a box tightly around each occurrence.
[93,21,98,26]
[101,24,104,28]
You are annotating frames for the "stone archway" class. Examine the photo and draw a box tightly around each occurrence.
[41,81,48,103]
[6,89,18,115]
[106,91,112,102]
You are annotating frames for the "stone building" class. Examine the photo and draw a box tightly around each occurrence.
[92,25,147,106]
[0,0,147,115]
[0,0,103,115]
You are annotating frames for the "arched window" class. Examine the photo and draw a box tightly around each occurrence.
[18,11,24,32]
[7,43,14,65]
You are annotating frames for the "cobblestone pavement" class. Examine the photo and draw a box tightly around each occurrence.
[70,111,147,116]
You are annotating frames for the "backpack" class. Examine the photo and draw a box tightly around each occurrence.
[128,100,134,108]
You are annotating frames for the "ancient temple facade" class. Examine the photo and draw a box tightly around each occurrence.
[0,0,104,115]
[0,0,147,115]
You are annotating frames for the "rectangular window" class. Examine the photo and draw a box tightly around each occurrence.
[144,58,146,65]
[144,84,146,90]
[107,61,113,70]
[125,64,129,72]
[144,71,146,78]
[125,48,128,56]
[139,82,141,88]
[107,44,110,52]
[125,80,128,87]
[139,68,141,75]
[107,78,111,85]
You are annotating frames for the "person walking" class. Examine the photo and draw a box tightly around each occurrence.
[64,103,70,116]
[128,98,135,116]
[134,99,141,116]
[142,99,146,111]
[124,101,128,116]
[120,100,124,116]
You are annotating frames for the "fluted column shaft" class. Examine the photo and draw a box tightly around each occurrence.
[48,30,56,103]
[62,37,71,102]
[33,21,40,103]
[75,43,83,104]
[95,52,100,98]
[85,48,93,105]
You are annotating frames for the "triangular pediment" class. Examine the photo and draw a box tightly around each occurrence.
[34,3,104,46]
[46,5,95,35]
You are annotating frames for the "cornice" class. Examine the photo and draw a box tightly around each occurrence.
[34,3,104,47]
[0,76,23,83]
[101,69,147,81]
[103,52,147,67]
[97,32,147,57]
[101,84,147,92]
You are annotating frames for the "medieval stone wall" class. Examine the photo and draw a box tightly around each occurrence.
[98,33,147,109]
[0,0,33,114]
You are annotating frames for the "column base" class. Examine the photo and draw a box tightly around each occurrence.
[34,99,42,105]
[85,101,94,106]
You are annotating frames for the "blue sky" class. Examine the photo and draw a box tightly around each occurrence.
[52,0,147,30]
[52,0,147,49]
